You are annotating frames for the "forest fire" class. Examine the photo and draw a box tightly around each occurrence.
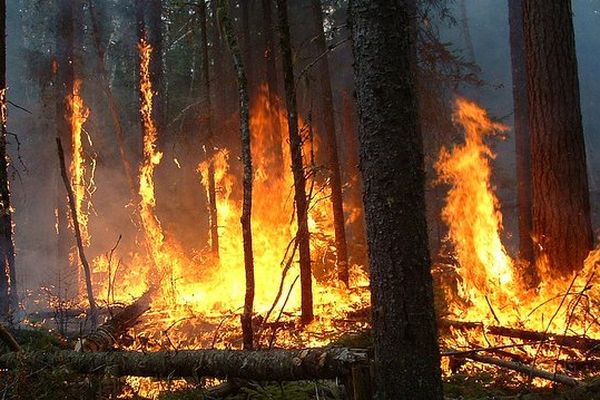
[87,44,370,357]
[2,1,600,398]
[437,98,600,381]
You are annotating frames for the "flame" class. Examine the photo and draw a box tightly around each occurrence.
[439,97,600,382]
[68,80,91,246]
[436,98,517,315]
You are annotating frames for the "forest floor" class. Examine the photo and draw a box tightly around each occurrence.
[0,328,597,399]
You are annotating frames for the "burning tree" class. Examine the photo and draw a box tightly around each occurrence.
[523,0,594,277]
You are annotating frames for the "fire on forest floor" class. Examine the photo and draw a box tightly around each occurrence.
[24,43,600,398]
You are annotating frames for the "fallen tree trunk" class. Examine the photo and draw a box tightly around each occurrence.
[75,291,151,352]
[456,352,580,387]
[0,348,368,381]
[441,319,600,354]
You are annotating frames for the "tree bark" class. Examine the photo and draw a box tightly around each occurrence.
[276,0,314,325]
[0,347,369,381]
[198,0,220,260]
[55,0,76,297]
[0,0,15,316]
[523,0,593,277]
[147,0,165,143]
[508,0,535,280]
[349,1,443,399]
[219,0,255,350]
[309,0,350,286]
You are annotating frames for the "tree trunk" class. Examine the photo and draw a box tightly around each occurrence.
[57,138,98,328]
[309,0,349,286]
[55,0,75,297]
[508,0,535,282]
[88,0,137,201]
[198,0,219,260]
[219,0,255,350]
[349,1,443,399]
[147,0,165,143]
[275,0,314,325]
[523,0,593,277]
[0,0,15,316]
[0,348,368,381]
[259,0,285,181]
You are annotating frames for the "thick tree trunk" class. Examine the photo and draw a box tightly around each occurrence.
[198,0,219,259]
[219,0,255,350]
[0,348,368,381]
[276,0,314,325]
[349,1,443,399]
[508,0,535,278]
[0,0,15,316]
[523,0,593,277]
[309,0,350,286]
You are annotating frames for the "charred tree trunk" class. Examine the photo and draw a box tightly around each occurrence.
[219,0,255,350]
[0,0,15,316]
[88,0,137,200]
[349,1,443,399]
[276,0,314,325]
[147,0,165,142]
[309,0,349,286]
[55,0,75,296]
[198,0,219,259]
[508,0,535,279]
[523,0,593,277]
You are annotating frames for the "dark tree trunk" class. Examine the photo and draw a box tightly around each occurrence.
[260,0,285,181]
[309,0,349,286]
[241,0,253,91]
[135,0,145,41]
[276,0,314,324]
[198,0,219,259]
[0,0,16,316]
[261,0,279,99]
[508,0,535,280]
[349,1,443,398]
[147,0,165,143]
[219,0,255,350]
[55,0,75,295]
[88,0,137,200]
[523,0,593,277]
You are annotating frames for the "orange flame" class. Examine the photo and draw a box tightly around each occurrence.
[69,79,91,246]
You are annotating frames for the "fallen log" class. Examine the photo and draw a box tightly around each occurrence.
[456,352,580,387]
[76,291,151,352]
[441,319,600,354]
[0,347,369,381]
